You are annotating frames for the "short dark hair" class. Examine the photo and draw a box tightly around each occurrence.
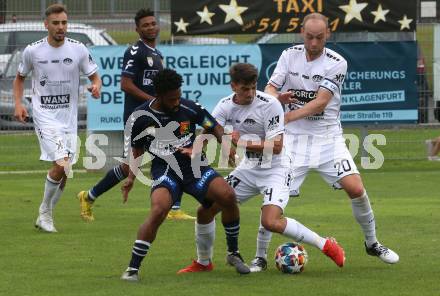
[135,8,155,27]
[153,69,183,95]
[45,4,67,18]
[229,63,258,85]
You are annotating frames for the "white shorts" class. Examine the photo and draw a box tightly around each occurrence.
[34,126,78,163]
[226,166,292,211]
[286,134,359,195]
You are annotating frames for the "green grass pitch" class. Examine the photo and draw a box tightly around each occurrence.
[0,133,439,296]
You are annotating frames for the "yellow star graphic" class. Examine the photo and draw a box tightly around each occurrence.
[219,0,248,26]
[339,0,368,24]
[174,17,189,33]
[371,4,390,24]
[398,15,413,30]
[197,6,215,25]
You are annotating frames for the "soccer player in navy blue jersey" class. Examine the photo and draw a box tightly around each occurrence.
[120,69,249,281]
[78,8,195,221]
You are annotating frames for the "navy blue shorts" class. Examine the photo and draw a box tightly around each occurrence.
[150,165,220,208]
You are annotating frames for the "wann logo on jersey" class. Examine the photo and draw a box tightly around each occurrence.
[40,94,70,105]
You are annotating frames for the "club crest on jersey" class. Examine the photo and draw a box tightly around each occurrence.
[312,74,323,82]
[63,58,73,65]
[147,57,154,67]
[180,121,190,135]
[40,74,48,87]
[244,118,256,125]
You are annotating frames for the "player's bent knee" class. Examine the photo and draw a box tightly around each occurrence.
[261,218,283,233]
[347,186,365,198]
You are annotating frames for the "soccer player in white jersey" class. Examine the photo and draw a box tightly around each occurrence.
[13,4,101,233]
[258,12,398,268]
[178,63,345,274]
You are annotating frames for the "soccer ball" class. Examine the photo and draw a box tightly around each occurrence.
[275,242,308,274]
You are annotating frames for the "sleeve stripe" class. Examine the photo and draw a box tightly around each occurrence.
[268,80,282,88]
[84,66,98,77]
[319,85,335,95]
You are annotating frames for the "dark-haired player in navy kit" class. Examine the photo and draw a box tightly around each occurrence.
[120,69,250,281]
[78,8,195,221]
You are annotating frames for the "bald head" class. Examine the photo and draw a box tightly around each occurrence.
[302,13,328,29]
[301,13,330,60]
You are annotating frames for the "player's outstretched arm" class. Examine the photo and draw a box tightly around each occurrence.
[13,74,29,123]
[87,72,102,99]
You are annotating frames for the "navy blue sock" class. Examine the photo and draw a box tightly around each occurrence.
[223,219,240,253]
[171,199,181,210]
[89,165,127,200]
[129,240,151,270]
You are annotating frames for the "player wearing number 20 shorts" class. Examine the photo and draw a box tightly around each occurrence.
[263,12,399,266]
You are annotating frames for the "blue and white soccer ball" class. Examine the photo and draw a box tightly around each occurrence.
[275,242,308,274]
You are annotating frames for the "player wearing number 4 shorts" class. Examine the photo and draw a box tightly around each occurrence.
[258,12,399,271]
[179,63,346,274]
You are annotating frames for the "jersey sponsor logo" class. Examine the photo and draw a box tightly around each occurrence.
[244,118,256,125]
[51,60,60,63]
[63,58,73,65]
[147,56,154,67]
[38,60,48,64]
[143,69,159,86]
[149,134,192,157]
[179,121,190,135]
[312,74,323,82]
[40,94,70,109]
[288,89,317,103]
[302,74,310,79]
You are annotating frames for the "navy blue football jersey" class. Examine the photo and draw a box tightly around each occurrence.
[129,99,218,177]
[121,39,163,123]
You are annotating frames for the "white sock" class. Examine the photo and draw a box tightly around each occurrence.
[255,225,272,259]
[40,175,61,213]
[351,191,377,247]
[282,217,326,250]
[195,220,215,266]
[51,187,64,208]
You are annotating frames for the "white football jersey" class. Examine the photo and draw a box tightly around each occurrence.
[18,37,98,132]
[269,45,347,136]
[212,90,285,168]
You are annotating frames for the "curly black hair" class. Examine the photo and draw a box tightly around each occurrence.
[153,69,183,95]
[135,8,154,27]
